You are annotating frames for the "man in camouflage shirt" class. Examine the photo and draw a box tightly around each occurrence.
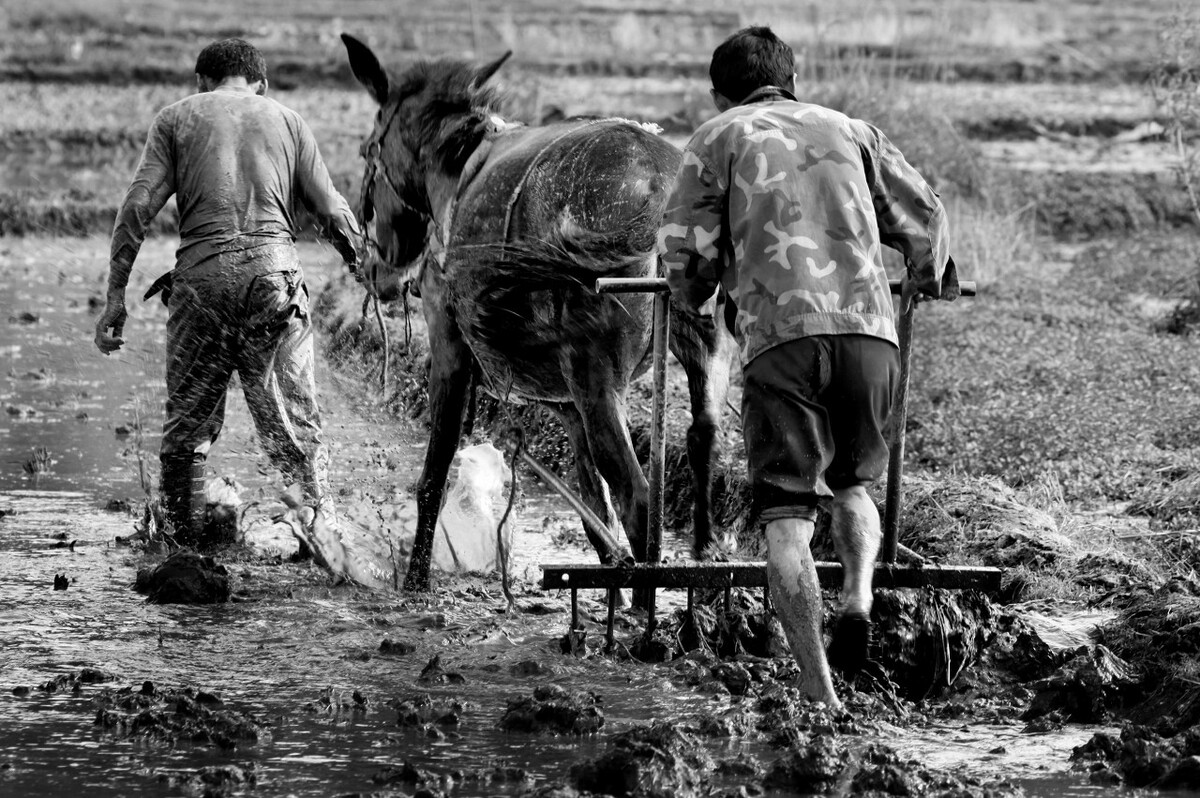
[94,39,360,550]
[659,26,957,707]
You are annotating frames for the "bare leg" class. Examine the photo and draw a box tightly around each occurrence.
[765,517,841,708]
[825,485,880,674]
[829,485,880,618]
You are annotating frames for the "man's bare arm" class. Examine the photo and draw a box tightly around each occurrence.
[294,116,361,268]
[97,110,176,354]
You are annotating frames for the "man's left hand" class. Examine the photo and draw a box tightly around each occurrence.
[94,298,128,355]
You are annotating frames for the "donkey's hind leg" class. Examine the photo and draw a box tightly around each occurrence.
[550,402,628,564]
[566,369,650,564]
[669,300,737,558]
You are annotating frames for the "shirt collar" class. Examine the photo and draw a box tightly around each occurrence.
[739,85,797,106]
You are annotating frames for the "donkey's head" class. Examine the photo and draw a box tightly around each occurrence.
[341,34,510,297]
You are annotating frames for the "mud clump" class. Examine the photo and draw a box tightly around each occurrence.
[135,550,230,604]
[379,637,417,656]
[94,684,267,749]
[371,760,437,787]
[500,684,604,735]
[658,590,787,661]
[762,734,846,793]
[1021,644,1139,724]
[1072,725,1200,790]
[974,610,1073,685]
[156,764,255,798]
[388,693,476,737]
[872,587,996,701]
[371,760,529,794]
[767,740,1022,797]
[755,685,868,747]
[13,668,119,697]
[569,721,713,797]
[302,686,370,716]
[1099,591,1200,730]
[417,654,465,685]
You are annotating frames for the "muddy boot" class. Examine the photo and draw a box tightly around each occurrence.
[827,611,872,676]
[160,454,207,549]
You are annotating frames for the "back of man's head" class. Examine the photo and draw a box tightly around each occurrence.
[195,38,267,83]
[709,26,794,104]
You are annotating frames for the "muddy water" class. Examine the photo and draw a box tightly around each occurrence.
[1,238,1149,797]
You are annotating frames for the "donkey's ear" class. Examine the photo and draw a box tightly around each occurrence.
[341,33,389,105]
[472,51,512,89]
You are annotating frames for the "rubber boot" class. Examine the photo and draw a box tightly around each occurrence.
[293,451,337,534]
[160,454,207,549]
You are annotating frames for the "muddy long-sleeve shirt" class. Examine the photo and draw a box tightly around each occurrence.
[659,93,957,364]
[108,85,359,291]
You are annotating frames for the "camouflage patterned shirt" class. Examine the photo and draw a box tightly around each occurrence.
[658,93,955,364]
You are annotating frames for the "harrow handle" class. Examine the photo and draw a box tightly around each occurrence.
[882,301,916,563]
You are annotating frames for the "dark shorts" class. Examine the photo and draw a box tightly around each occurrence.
[741,334,900,523]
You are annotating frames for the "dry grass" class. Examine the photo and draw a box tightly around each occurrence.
[1129,469,1200,528]
[944,195,1038,289]
[898,473,1168,602]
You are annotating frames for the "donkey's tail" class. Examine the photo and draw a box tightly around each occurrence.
[455,199,662,293]
[458,203,665,349]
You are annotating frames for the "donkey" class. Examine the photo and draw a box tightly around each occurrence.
[341,34,736,591]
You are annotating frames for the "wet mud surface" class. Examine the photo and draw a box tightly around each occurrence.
[4,237,1180,797]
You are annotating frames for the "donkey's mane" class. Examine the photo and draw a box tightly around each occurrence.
[389,58,506,178]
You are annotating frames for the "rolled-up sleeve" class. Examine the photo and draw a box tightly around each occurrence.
[109,110,176,292]
[294,116,361,265]
[658,148,726,314]
[860,122,958,299]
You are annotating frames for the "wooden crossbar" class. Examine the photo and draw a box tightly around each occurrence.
[541,561,1002,591]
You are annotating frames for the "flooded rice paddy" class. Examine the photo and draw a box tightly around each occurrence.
[0,237,1158,796]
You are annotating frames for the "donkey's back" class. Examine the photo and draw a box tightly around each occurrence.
[452,118,680,245]
[446,118,682,403]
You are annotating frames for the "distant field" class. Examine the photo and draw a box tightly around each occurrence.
[0,1,1189,240]
[0,0,1180,84]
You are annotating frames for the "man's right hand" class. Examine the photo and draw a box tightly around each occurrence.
[94,298,127,355]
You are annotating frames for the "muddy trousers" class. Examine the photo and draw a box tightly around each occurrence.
[159,261,328,547]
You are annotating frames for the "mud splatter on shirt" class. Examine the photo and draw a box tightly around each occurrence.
[109,85,359,285]
[659,96,957,364]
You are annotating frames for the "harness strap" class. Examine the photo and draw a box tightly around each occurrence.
[498,118,618,245]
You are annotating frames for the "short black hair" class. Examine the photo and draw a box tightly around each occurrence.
[709,26,794,103]
[195,38,267,83]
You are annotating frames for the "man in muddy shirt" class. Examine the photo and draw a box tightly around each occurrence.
[94,38,360,549]
[659,26,957,707]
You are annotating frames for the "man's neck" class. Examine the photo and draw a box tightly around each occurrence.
[213,77,254,91]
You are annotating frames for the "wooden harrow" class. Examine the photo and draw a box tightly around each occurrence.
[539,276,996,650]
